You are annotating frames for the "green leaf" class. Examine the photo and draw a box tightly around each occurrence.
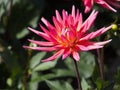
[52,69,75,77]
[30,52,46,69]
[28,72,39,90]
[31,69,74,83]
[33,60,57,72]
[95,78,109,90]
[45,80,74,90]
[31,73,56,83]
[64,82,74,90]
[65,52,95,78]
[16,28,29,39]
[81,78,91,90]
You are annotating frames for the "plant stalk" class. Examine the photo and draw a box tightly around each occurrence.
[73,60,82,90]
[97,48,104,80]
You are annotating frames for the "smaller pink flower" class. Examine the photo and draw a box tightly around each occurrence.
[84,0,120,13]
[23,6,112,62]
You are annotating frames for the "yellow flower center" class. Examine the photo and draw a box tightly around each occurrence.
[59,27,78,49]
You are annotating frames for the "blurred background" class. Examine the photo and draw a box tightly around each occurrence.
[0,0,120,90]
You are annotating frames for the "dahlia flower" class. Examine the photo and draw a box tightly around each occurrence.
[23,5,112,62]
[84,0,120,13]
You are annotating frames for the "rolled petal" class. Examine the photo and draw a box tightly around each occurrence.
[75,13,82,30]
[62,9,68,22]
[39,24,59,43]
[72,51,80,61]
[62,48,71,60]
[42,49,64,62]
[72,5,75,18]
[28,39,55,46]
[81,10,98,33]
[41,18,56,35]
[39,24,50,35]
[108,0,120,8]
[56,10,63,23]
[41,17,55,30]
[28,27,50,41]
[53,16,62,33]
[84,0,94,13]
[96,0,117,12]
[76,13,83,31]
[77,44,103,51]
[23,46,57,51]
[80,25,112,40]
[94,39,112,46]
[66,29,76,42]
[61,35,69,44]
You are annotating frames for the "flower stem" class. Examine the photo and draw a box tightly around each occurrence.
[73,60,82,90]
[97,48,104,80]
[8,0,13,16]
[23,49,32,90]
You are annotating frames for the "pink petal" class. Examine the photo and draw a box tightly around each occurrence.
[78,39,112,51]
[77,40,106,51]
[85,7,91,13]
[42,49,64,62]
[39,24,50,35]
[84,0,94,13]
[96,0,117,12]
[23,46,57,51]
[81,10,98,33]
[94,39,112,46]
[53,16,62,33]
[76,13,83,31]
[62,48,71,60]
[68,15,74,25]
[67,30,74,41]
[28,39,55,46]
[41,18,58,38]
[80,25,112,40]
[56,10,63,23]
[40,24,59,43]
[77,44,103,51]
[108,0,120,8]
[62,9,68,22]
[72,51,80,61]
[61,35,69,44]
[41,17,55,30]
[72,5,75,18]
[28,27,50,41]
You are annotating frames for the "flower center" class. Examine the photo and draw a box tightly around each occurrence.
[62,27,71,36]
[60,27,77,48]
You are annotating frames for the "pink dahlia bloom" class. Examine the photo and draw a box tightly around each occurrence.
[23,6,112,62]
[84,0,120,13]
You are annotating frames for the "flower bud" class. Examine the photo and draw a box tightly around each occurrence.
[112,24,118,31]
